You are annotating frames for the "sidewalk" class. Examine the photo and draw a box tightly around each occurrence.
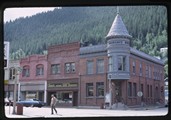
[4,105,167,118]
[128,104,165,110]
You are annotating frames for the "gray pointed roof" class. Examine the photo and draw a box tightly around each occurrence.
[106,13,132,40]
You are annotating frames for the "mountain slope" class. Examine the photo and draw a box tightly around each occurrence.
[4,6,167,57]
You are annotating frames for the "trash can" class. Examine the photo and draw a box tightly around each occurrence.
[16,103,23,115]
[100,103,104,109]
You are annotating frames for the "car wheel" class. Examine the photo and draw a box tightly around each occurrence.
[30,104,34,107]
[38,105,42,108]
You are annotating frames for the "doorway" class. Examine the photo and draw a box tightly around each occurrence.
[114,81,122,102]
[73,91,78,106]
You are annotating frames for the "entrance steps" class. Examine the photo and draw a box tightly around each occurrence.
[111,102,128,110]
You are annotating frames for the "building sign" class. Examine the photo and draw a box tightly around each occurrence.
[4,80,8,85]
[4,41,10,68]
[48,83,78,88]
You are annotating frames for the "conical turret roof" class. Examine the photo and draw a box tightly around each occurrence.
[106,13,132,40]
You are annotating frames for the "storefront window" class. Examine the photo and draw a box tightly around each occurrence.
[86,83,94,97]
[56,92,72,103]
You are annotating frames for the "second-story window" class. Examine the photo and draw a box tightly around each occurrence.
[132,61,136,74]
[149,65,151,78]
[9,67,16,80]
[51,64,60,74]
[139,62,142,76]
[97,59,104,73]
[108,56,112,72]
[146,65,149,78]
[36,64,44,76]
[65,62,76,73]
[22,65,30,77]
[87,60,94,74]
[118,56,126,71]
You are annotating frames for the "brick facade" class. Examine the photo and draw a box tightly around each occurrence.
[19,55,48,102]
[46,42,80,106]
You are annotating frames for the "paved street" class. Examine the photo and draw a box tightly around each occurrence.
[4,106,168,118]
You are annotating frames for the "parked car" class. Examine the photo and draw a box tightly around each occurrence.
[4,98,13,106]
[16,99,45,108]
[165,90,168,107]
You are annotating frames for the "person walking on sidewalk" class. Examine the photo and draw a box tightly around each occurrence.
[50,94,57,114]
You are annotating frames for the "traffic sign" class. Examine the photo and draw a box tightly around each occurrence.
[137,91,143,97]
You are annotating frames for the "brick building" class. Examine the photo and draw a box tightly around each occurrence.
[79,11,165,107]
[19,55,48,103]
[4,60,20,101]
[46,42,80,107]
[16,10,164,108]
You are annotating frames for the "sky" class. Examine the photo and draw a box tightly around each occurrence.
[3,7,57,23]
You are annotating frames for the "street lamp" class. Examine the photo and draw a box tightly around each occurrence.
[12,67,22,114]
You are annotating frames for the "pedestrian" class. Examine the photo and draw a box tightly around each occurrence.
[50,94,57,114]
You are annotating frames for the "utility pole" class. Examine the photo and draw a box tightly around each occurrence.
[12,72,17,114]
[109,76,112,109]
[12,67,22,114]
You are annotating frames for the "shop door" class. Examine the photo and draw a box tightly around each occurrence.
[73,92,78,106]
[38,91,44,101]
[114,81,122,102]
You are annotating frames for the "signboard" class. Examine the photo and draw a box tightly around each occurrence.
[4,80,8,85]
[105,93,111,103]
[4,41,10,68]
[137,91,143,97]
[48,83,78,88]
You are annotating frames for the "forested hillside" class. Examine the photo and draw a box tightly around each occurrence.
[4,6,167,59]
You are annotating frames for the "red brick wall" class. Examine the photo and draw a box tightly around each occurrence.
[20,55,48,81]
[47,42,80,80]
[79,55,108,106]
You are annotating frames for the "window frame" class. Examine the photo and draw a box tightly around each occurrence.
[117,55,126,71]
[36,64,44,76]
[65,62,76,74]
[96,82,104,97]
[9,67,16,80]
[86,83,94,97]
[97,59,104,74]
[51,64,60,75]
[22,65,30,77]
[108,56,112,72]
[87,60,94,75]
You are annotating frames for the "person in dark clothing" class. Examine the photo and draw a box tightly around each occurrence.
[50,94,57,114]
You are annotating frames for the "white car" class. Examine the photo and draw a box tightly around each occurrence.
[165,90,168,107]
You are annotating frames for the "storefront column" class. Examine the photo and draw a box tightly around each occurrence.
[44,81,47,103]
[18,82,20,101]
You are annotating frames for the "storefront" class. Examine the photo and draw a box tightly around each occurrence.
[47,80,78,107]
[19,81,47,103]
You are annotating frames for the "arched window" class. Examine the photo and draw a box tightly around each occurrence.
[22,65,30,77]
[36,64,44,76]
